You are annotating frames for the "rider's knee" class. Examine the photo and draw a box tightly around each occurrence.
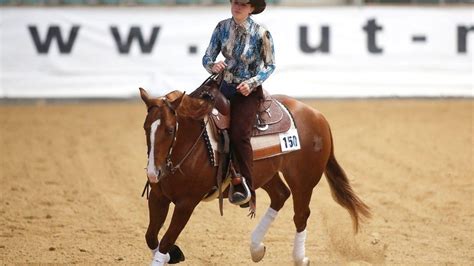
[229,132,250,147]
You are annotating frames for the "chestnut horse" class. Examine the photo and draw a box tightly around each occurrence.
[139,88,370,266]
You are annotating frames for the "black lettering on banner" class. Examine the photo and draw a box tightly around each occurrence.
[457,25,474,53]
[299,25,330,53]
[363,19,384,54]
[28,25,80,54]
[110,26,160,54]
[412,35,427,42]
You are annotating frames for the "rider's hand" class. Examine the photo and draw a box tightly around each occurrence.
[237,82,252,96]
[211,61,227,73]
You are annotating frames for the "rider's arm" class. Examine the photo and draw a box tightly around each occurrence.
[202,23,222,74]
[244,30,276,90]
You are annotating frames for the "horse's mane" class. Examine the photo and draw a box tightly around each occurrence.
[177,94,213,120]
[164,73,225,121]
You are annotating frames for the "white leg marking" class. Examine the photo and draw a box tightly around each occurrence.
[147,119,161,183]
[250,207,278,262]
[293,229,309,265]
[151,250,170,266]
[150,245,159,257]
[251,207,278,245]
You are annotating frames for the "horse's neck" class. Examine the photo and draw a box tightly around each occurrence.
[174,117,207,158]
[177,116,202,135]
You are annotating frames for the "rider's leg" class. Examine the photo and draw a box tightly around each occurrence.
[229,88,260,200]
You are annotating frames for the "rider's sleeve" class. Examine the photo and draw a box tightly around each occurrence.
[202,23,222,74]
[245,29,276,90]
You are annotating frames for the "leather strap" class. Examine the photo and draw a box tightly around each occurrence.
[216,129,230,216]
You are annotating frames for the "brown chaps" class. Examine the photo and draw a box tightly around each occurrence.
[228,86,263,197]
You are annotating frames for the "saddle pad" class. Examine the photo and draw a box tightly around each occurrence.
[204,116,220,167]
[205,103,300,162]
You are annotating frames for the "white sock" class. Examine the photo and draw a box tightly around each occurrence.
[293,230,307,262]
[151,246,159,257]
[151,250,170,266]
[251,207,278,247]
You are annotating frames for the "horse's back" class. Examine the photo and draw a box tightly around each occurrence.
[272,94,332,174]
[272,95,329,130]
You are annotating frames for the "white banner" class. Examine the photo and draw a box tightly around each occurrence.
[0,7,473,98]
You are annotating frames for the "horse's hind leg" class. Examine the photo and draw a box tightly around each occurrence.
[286,169,324,266]
[250,172,290,262]
[146,185,171,256]
[291,188,313,266]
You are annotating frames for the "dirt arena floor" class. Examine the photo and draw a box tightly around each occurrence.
[0,98,472,265]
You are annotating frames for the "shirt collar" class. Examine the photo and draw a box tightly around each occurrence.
[232,17,252,34]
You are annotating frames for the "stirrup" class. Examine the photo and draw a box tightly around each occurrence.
[228,177,251,206]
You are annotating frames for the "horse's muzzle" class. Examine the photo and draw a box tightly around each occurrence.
[147,164,162,183]
[147,164,169,183]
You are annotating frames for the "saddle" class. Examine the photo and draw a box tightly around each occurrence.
[210,89,292,137]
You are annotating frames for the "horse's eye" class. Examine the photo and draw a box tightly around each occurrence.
[167,127,175,135]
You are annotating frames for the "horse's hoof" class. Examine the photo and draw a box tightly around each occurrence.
[294,257,310,266]
[168,244,185,264]
[250,242,266,262]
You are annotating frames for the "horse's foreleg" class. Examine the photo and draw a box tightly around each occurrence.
[250,173,290,262]
[146,185,171,256]
[151,200,196,266]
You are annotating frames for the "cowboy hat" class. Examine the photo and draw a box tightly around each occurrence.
[233,0,266,15]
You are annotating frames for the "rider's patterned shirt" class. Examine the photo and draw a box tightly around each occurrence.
[202,17,275,90]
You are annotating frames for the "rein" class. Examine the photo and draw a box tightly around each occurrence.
[165,118,209,176]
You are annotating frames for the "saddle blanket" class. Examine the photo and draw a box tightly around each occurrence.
[205,101,301,165]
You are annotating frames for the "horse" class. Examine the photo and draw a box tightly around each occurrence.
[139,86,371,266]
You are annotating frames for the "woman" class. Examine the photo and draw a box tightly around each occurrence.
[202,0,275,213]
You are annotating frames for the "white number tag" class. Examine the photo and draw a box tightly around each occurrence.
[279,129,301,152]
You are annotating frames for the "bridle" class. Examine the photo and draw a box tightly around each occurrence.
[147,97,208,179]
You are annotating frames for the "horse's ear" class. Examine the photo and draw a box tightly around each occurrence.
[169,91,186,111]
[139,87,151,106]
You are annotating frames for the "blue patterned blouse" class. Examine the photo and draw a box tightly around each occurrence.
[202,17,276,90]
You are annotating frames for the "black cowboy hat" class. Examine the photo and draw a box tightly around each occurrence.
[234,0,266,15]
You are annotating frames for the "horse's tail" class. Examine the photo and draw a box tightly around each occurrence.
[324,126,371,233]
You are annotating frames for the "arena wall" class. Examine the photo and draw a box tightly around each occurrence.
[0,6,472,98]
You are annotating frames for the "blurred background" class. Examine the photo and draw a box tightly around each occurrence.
[1,0,472,6]
[0,0,472,98]
[1,1,473,265]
